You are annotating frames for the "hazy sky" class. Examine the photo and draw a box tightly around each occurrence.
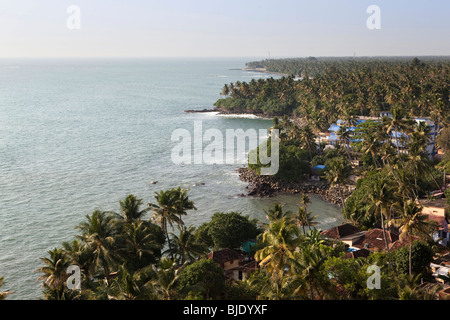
[0,0,449,58]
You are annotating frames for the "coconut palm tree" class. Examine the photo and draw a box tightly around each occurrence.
[149,258,181,300]
[389,199,435,275]
[337,125,353,162]
[365,177,395,252]
[406,143,430,198]
[299,124,317,161]
[117,220,164,272]
[221,83,230,97]
[323,157,352,212]
[75,210,117,284]
[383,104,410,167]
[165,225,208,265]
[148,188,196,259]
[106,265,154,300]
[288,244,330,300]
[356,120,386,169]
[264,202,294,225]
[36,248,71,299]
[295,194,318,234]
[61,239,94,288]
[116,194,148,223]
[255,216,301,275]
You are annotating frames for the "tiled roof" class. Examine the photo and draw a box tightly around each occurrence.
[388,235,420,251]
[352,228,399,252]
[208,248,244,264]
[421,198,448,209]
[321,223,362,239]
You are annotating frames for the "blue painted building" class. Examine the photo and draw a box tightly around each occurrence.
[324,114,441,159]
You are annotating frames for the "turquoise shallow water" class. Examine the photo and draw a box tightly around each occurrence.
[0,58,344,299]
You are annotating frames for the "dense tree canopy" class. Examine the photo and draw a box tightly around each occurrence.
[217,57,450,129]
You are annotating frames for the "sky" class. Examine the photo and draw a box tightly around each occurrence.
[0,0,449,58]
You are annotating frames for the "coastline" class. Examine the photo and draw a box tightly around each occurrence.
[237,167,350,208]
[184,107,275,120]
[239,67,288,77]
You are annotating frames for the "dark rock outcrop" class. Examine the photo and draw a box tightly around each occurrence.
[237,167,351,207]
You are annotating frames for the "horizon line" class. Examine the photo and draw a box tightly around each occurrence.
[0,54,449,60]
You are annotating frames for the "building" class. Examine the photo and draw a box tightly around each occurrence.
[208,248,245,271]
[320,223,362,241]
[234,260,259,281]
[324,115,442,160]
[421,198,448,217]
[207,248,257,281]
[420,198,449,246]
[321,223,419,258]
[351,228,400,252]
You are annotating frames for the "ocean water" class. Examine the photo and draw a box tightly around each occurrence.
[0,58,344,299]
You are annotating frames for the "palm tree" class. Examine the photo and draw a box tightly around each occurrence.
[295,194,318,234]
[117,220,164,272]
[148,188,196,259]
[383,104,410,167]
[406,143,430,198]
[106,265,154,300]
[389,200,435,275]
[116,194,148,223]
[75,210,117,284]
[365,177,395,252]
[221,83,230,97]
[255,216,301,276]
[62,239,94,288]
[165,225,208,265]
[149,258,181,300]
[357,120,386,169]
[172,187,197,221]
[264,202,294,223]
[36,248,71,299]
[288,244,329,300]
[323,157,352,212]
[298,124,317,160]
[337,125,353,162]
[303,228,325,247]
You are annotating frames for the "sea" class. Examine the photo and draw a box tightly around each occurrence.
[0,58,344,299]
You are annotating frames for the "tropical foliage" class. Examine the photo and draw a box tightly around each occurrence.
[29,57,449,301]
[218,57,449,128]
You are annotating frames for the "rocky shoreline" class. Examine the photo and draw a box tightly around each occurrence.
[184,106,275,119]
[237,167,351,207]
[184,107,303,122]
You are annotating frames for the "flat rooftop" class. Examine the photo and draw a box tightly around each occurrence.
[420,198,448,209]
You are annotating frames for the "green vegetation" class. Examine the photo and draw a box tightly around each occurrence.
[239,58,448,229]
[217,57,449,128]
[4,57,446,301]
[196,212,262,250]
[28,187,446,300]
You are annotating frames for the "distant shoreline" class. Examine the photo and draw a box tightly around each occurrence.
[238,67,288,77]
[184,107,274,119]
